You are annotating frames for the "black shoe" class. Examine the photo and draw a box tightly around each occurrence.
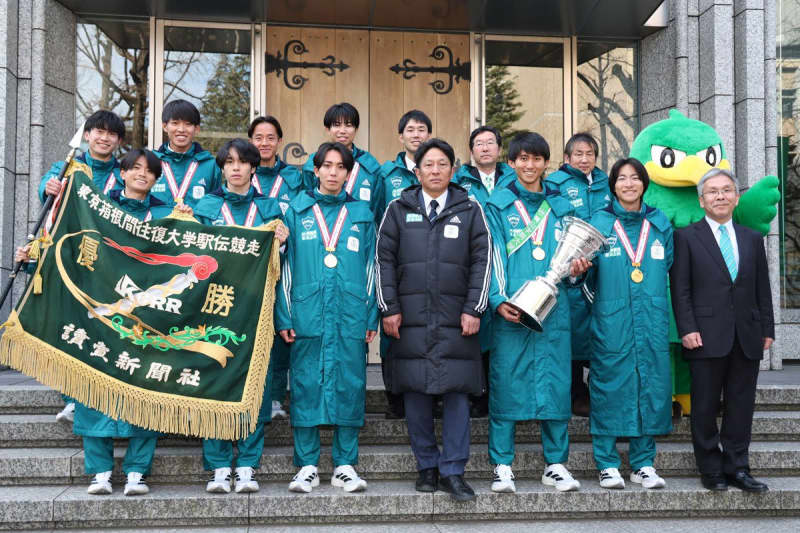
[726,471,769,493]
[439,474,476,501]
[700,473,728,491]
[415,468,438,492]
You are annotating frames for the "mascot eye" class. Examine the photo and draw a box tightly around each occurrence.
[650,145,686,169]
[697,145,722,167]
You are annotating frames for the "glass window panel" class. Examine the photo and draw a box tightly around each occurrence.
[778,1,800,308]
[162,26,252,154]
[485,40,563,173]
[576,41,638,172]
[76,18,150,150]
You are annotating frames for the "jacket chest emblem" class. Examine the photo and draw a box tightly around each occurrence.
[301,216,314,230]
[449,215,461,224]
[651,239,664,260]
[153,182,166,193]
[463,183,472,191]
[567,186,580,199]
[406,213,423,223]
[507,214,520,228]
[391,177,403,188]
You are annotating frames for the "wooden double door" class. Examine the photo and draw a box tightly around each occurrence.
[264,26,471,166]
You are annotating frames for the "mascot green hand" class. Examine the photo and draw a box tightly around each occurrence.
[733,175,780,235]
[630,109,779,235]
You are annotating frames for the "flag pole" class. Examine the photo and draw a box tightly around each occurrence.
[0,123,86,310]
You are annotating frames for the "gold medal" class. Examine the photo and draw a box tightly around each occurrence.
[532,247,546,261]
[631,268,643,283]
[324,253,338,268]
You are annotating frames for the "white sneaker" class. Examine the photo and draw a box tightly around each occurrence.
[206,467,232,493]
[87,470,112,495]
[599,468,625,489]
[542,463,581,492]
[491,464,516,493]
[56,402,75,423]
[271,400,287,419]
[234,466,259,493]
[123,472,149,496]
[631,466,666,489]
[288,465,319,493]
[331,465,367,492]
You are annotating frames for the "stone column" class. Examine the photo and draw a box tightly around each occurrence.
[0,0,75,321]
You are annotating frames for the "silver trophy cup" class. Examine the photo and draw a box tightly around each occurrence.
[507,216,607,332]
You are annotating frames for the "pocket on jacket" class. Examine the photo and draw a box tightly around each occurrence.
[341,281,368,339]
[648,296,670,353]
[592,298,627,354]
[292,282,322,337]
[751,309,761,321]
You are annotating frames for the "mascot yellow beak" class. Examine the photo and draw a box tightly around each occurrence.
[645,156,731,187]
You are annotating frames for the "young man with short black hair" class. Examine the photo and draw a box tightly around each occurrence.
[39,110,126,203]
[38,109,127,425]
[153,99,222,209]
[374,109,433,419]
[301,103,381,215]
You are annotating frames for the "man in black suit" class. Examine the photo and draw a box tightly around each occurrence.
[670,168,774,493]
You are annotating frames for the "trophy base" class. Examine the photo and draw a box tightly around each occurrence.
[507,277,558,333]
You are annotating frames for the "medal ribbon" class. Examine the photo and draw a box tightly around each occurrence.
[506,199,551,256]
[102,174,117,194]
[613,218,650,268]
[220,202,258,227]
[312,203,348,252]
[161,160,199,201]
[344,161,361,195]
[251,174,284,198]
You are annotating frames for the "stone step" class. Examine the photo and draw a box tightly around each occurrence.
[2,440,800,487]
[2,381,799,415]
[3,410,800,449]
[1,477,798,530]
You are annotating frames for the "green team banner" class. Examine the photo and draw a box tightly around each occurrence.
[0,163,280,440]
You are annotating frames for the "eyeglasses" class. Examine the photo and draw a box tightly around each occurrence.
[474,140,497,148]
[702,188,736,198]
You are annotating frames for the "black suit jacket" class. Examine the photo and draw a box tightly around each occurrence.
[670,219,774,360]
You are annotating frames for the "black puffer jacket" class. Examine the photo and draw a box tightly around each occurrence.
[376,184,491,395]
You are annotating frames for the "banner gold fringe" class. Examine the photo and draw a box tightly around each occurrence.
[0,219,282,441]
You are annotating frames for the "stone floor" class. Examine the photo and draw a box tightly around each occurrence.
[20,517,800,532]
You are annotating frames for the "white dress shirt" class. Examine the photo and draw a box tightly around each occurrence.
[405,156,416,172]
[421,189,448,218]
[585,173,593,185]
[705,216,739,269]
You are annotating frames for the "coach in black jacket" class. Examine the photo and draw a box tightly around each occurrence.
[670,168,774,493]
[377,138,490,501]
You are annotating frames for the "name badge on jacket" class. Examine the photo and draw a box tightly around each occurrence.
[444,224,459,239]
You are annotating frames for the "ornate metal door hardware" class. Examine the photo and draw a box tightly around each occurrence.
[389,45,470,95]
[266,39,349,90]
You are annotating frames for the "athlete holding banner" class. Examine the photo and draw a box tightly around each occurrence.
[194,138,288,494]
[18,148,192,497]
[277,142,378,494]
[153,100,221,209]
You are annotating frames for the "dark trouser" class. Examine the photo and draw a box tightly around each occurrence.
[404,392,470,477]
[688,335,760,476]
[468,351,490,412]
[571,360,590,401]
[382,357,404,415]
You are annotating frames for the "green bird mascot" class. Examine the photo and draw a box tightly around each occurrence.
[629,109,779,416]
